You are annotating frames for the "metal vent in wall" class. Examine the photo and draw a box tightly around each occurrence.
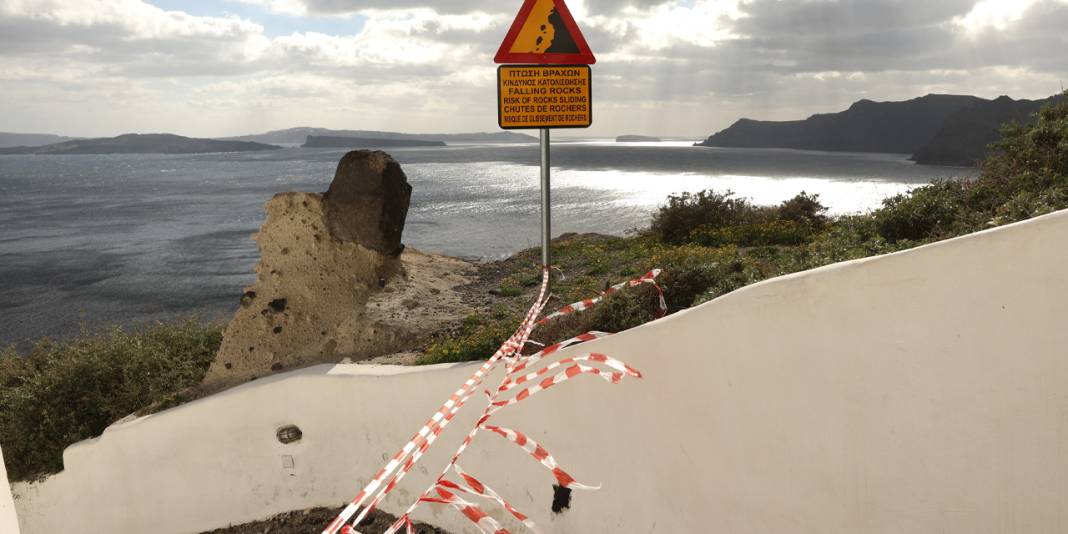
[276,425,303,444]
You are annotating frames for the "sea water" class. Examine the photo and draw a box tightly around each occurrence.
[0,140,972,346]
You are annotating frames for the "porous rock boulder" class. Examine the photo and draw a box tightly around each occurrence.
[324,151,411,255]
[203,151,474,390]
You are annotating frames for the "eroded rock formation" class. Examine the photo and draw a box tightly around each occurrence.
[203,150,474,390]
[323,151,412,255]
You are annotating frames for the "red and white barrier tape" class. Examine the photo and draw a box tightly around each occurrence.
[326,267,664,534]
[447,465,539,532]
[499,352,639,394]
[419,486,508,534]
[537,269,666,325]
[323,271,551,534]
[481,424,599,491]
[489,358,640,410]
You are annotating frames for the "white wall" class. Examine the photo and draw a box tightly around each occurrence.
[1,445,21,534]
[14,210,1068,534]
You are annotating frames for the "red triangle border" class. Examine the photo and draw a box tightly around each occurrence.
[494,0,596,65]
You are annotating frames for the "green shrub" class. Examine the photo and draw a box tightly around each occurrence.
[778,191,830,226]
[591,287,661,333]
[0,320,222,481]
[993,183,1068,224]
[798,215,902,267]
[984,100,1068,179]
[651,190,829,247]
[528,286,662,351]
[874,94,1068,243]
[658,260,723,309]
[418,313,519,365]
[649,189,757,244]
[492,286,522,297]
[420,282,665,366]
[651,244,771,308]
[874,181,967,242]
[689,219,815,247]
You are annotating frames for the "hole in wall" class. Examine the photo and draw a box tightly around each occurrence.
[551,484,572,514]
[268,298,288,313]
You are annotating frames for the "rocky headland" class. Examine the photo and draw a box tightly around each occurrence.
[696,94,985,155]
[911,94,1063,166]
[697,93,1062,166]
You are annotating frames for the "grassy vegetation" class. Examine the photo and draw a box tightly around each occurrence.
[419,93,1068,366]
[0,320,222,481]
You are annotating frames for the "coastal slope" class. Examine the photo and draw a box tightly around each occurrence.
[0,134,281,155]
[697,94,984,154]
[912,95,1061,166]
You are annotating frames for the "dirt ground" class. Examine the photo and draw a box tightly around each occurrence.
[201,507,451,534]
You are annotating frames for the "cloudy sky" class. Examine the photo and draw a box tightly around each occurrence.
[1,0,1066,138]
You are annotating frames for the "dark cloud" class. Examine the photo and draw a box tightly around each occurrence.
[736,0,975,36]
[682,0,1068,77]
[1,0,1066,137]
[582,0,675,15]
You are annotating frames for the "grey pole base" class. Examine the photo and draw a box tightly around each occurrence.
[540,128,552,289]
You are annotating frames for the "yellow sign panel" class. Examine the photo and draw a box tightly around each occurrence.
[497,65,592,130]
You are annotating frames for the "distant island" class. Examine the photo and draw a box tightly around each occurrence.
[303,136,446,149]
[225,127,536,146]
[696,93,1061,166]
[616,135,661,142]
[0,134,281,155]
[0,132,81,148]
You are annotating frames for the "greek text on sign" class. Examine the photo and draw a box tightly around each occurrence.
[498,65,592,130]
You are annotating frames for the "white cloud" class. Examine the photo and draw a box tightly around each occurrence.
[617,0,744,50]
[259,9,502,66]
[954,0,1040,31]
[0,0,1065,138]
[3,0,263,39]
[229,0,309,17]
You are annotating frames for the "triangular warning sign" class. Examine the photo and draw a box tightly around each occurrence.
[494,0,596,65]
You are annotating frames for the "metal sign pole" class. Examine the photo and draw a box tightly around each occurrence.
[539,128,552,284]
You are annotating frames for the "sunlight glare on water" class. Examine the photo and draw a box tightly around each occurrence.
[556,169,915,215]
